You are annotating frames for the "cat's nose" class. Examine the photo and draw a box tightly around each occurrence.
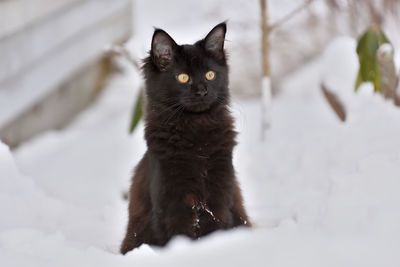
[196,90,208,97]
[195,84,208,97]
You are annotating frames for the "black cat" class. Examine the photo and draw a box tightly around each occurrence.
[120,23,250,254]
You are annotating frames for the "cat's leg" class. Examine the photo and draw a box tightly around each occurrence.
[197,178,235,235]
[120,208,151,254]
[120,159,152,255]
[200,154,236,228]
[157,192,200,245]
[203,175,250,232]
[230,179,251,227]
[208,150,251,228]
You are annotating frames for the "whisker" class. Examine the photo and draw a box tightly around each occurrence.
[162,104,185,125]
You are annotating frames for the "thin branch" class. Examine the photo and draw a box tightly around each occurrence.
[260,0,270,77]
[268,0,316,32]
[105,44,141,71]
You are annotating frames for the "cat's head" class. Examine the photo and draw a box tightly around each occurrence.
[143,23,229,113]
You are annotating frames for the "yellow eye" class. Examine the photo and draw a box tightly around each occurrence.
[177,73,189,83]
[205,71,215,81]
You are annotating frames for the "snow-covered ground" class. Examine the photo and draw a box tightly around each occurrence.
[1,34,400,266]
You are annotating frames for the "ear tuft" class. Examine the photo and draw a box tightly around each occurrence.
[204,23,226,59]
[151,29,177,71]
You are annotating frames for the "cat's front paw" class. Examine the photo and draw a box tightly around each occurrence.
[120,233,142,255]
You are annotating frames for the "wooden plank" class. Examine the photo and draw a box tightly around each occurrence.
[0,57,112,148]
[0,0,131,83]
[0,0,81,40]
[0,4,132,127]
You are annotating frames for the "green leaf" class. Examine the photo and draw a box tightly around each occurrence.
[355,27,391,92]
[129,88,144,134]
[379,30,390,44]
[373,62,381,92]
[355,70,363,91]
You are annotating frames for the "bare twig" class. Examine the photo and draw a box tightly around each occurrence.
[321,83,346,122]
[367,0,383,27]
[395,93,400,107]
[106,44,141,71]
[259,0,272,139]
[268,0,316,32]
[260,0,270,78]
[325,0,339,9]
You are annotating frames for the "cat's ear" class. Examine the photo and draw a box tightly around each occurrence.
[151,29,177,71]
[204,22,226,59]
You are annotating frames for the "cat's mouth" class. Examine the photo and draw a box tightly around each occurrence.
[182,100,212,113]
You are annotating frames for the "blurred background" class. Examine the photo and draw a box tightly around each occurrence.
[1,0,399,147]
[1,0,400,266]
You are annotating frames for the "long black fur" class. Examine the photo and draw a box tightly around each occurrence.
[120,23,250,254]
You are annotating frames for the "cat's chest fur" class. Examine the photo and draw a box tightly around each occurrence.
[146,111,237,222]
[145,110,236,161]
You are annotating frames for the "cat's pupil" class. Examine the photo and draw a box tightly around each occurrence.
[177,73,189,83]
[205,71,215,81]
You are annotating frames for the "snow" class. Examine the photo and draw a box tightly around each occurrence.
[379,43,394,57]
[1,34,400,266]
[2,0,400,263]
